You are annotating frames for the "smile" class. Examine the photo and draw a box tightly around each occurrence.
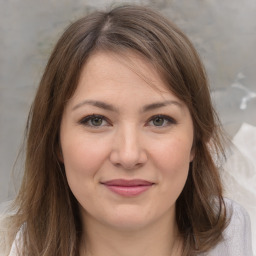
[100,179,154,197]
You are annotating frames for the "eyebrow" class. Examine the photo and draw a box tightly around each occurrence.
[72,100,182,112]
[142,100,182,112]
[72,100,117,112]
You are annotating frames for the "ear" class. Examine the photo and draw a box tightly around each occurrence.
[56,141,64,163]
[190,146,195,162]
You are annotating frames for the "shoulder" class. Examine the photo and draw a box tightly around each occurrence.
[0,201,20,256]
[8,226,23,256]
[8,237,20,256]
[0,222,23,256]
[205,198,253,256]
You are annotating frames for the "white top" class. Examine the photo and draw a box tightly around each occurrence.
[199,198,253,256]
[8,198,253,256]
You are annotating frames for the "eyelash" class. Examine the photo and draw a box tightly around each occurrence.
[79,114,177,128]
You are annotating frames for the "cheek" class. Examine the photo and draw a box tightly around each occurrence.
[155,138,192,170]
[151,137,192,194]
[61,136,110,181]
[61,136,111,206]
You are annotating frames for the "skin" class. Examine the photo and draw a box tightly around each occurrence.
[60,51,195,256]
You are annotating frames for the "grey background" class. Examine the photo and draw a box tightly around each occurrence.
[1,0,256,204]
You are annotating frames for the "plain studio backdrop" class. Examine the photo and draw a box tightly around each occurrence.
[0,0,255,253]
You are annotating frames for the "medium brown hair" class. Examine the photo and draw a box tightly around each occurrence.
[4,4,228,255]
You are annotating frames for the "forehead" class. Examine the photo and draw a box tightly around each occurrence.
[62,49,190,117]
[74,50,175,99]
[64,50,190,118]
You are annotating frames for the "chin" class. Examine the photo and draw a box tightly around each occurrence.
[99,205,158,231]
[106,217,152,231]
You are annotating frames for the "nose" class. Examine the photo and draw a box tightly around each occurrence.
[109,125,148,170]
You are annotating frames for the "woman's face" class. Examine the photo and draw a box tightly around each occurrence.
[60,51,194,231]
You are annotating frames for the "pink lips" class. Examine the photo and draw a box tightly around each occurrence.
[101,179,154,197]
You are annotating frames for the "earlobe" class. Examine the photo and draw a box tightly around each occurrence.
[56,142,64,163]
[190,147,195,162]
[57,150,64,163]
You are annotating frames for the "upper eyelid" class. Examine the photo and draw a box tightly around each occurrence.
[147,114,176,122]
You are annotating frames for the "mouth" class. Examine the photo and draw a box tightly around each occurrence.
[100,179,155,197]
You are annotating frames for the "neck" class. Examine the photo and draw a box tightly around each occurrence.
[80,211,183,256]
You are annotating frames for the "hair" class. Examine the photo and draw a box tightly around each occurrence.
[3,4,228,256]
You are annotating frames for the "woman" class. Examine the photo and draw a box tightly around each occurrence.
[2,4,252,256]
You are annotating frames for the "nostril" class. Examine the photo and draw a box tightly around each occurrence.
[109,149,147,170]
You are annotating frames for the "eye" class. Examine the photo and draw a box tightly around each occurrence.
[79,114,109,127]
[148,115,176,127]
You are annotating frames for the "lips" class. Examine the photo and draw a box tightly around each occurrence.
[102,179,154,186]
[101,179,154,197]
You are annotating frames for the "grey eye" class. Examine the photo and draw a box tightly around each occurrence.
[80,114,108,127]
[90,117,103,126]
[148,115,176,127]
[152,116,165,126]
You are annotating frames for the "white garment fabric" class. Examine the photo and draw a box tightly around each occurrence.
[222,123,256,255]
[6,198,253,256]
[200,198,253,256]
